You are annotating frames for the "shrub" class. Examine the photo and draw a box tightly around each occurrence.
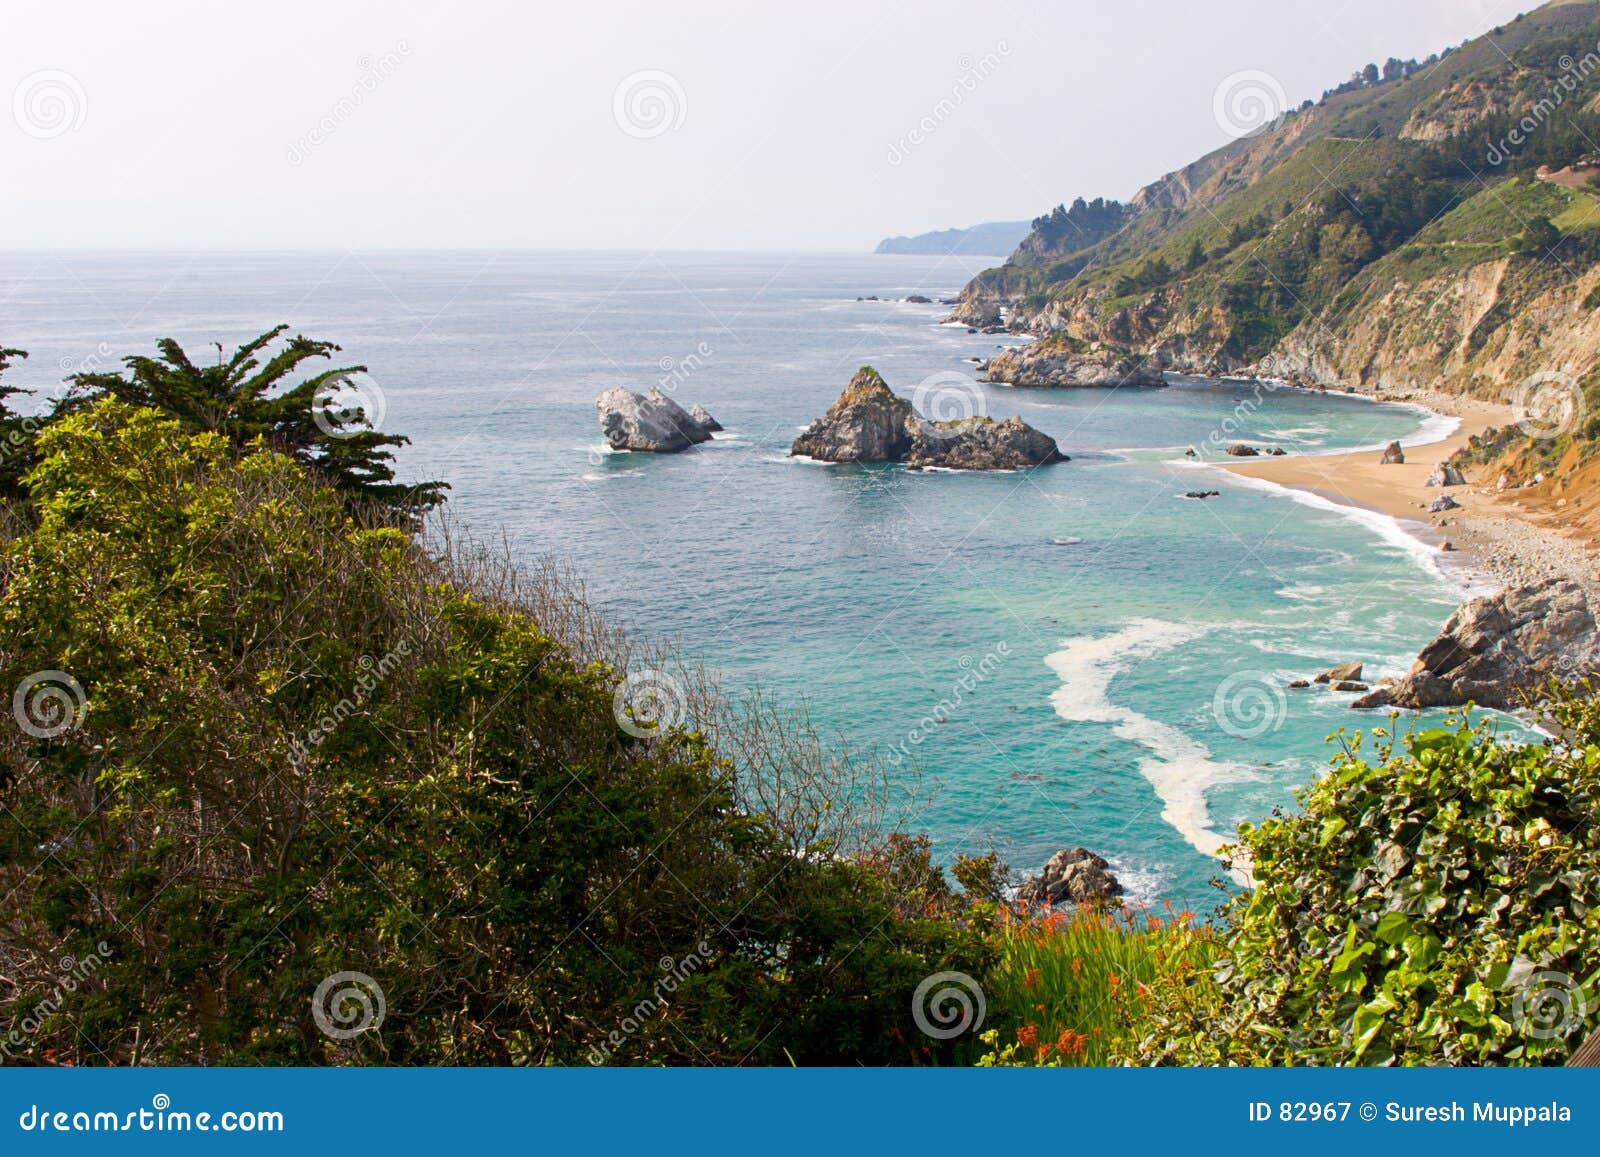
[1126,705,1600,1065]
[0,401,993,1065]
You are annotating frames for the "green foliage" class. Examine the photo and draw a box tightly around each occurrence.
[979,905,1214,1067]
[61,326,446,518]
[1517,215,1562,257]
[0,402,992,1065]
[0,343,34,498]
[1128,705,1600,1065]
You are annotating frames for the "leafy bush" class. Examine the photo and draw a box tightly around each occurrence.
[0,401,994,1065]
[1125,706,1600,1065]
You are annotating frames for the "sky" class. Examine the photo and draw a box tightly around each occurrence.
[2,0,1556,251]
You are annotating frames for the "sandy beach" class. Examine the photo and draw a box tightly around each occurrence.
[1219,390,1600,599]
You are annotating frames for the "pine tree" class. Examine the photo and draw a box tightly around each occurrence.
[60,326,446,517]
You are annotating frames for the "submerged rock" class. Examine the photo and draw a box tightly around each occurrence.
[1226,444,1260,457]
[983,337,1164,388]
[596,387,719,453]
[791,367,1067,470]
[1353,578,1600,710]
[1017,848,1123,907]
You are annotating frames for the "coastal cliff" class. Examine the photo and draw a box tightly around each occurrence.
[948,3,1600,413]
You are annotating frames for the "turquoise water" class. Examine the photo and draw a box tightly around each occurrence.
[0,250,1498,908]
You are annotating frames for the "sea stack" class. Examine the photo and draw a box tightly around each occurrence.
[791,367,1067,470]
[596,387,720,453]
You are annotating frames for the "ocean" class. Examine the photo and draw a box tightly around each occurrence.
[0,248,1507,908]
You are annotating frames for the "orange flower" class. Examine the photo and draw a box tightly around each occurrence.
[1055,1028,1088,1059]
[1018,1023,1040,1049]
[1023,967,1042,991]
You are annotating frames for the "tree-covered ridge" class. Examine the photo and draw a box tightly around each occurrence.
[959,2,1600,377]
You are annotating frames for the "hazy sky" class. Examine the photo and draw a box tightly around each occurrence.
[3,0,1551,250]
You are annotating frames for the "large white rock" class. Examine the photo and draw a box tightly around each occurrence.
[596,388,718,453]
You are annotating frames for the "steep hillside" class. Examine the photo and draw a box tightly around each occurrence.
[953,0,1600,393]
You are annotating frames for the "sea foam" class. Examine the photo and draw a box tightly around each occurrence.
[1045,618,1250,879]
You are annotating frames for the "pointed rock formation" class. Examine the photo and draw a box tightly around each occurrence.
[790,367,1066,469]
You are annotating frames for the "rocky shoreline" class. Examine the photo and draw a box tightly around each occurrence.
[982,336,1165,388]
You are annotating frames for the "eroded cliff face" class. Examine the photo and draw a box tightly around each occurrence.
[1256,255,1600,399]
